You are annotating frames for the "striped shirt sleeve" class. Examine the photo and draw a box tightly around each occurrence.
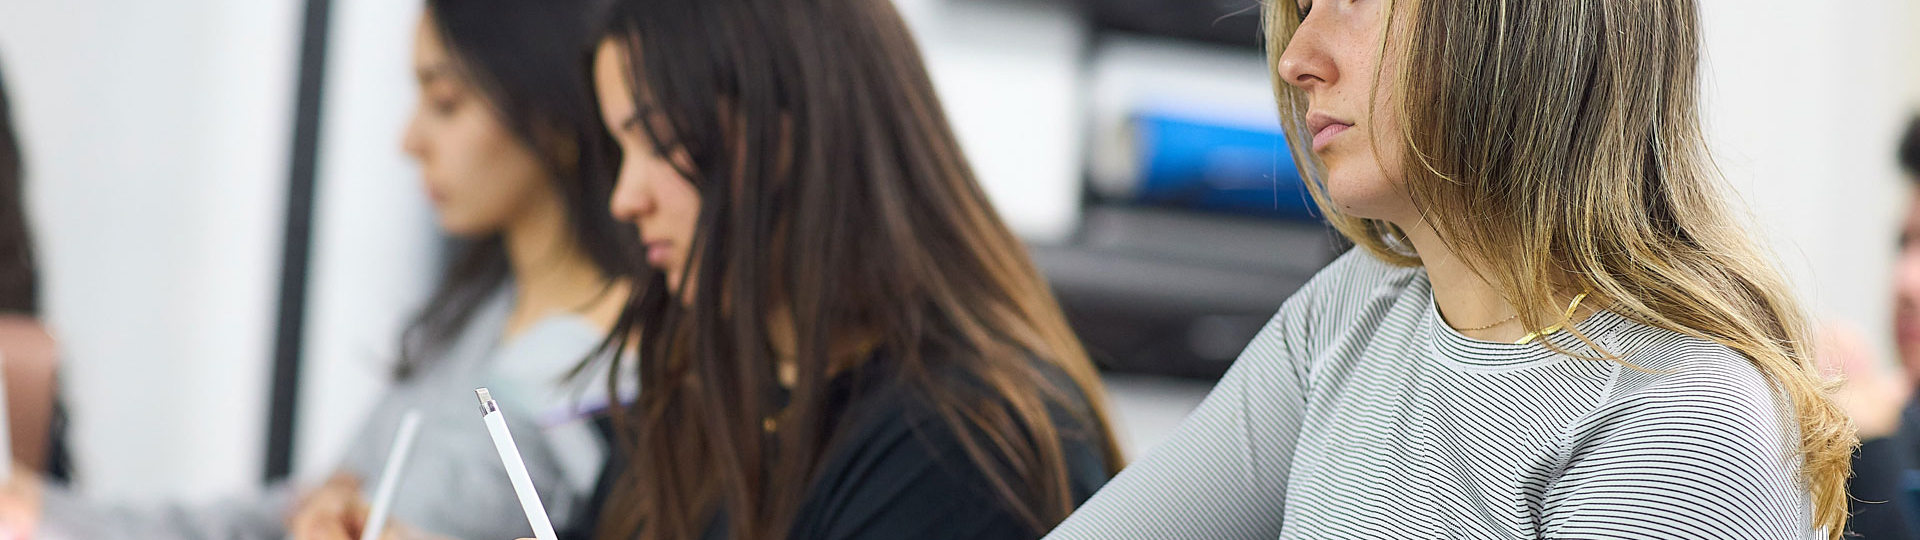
[1541,357,1815,539]
[1042,291,1315,539]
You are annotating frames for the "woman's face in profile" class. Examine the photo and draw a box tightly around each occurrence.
[1276,0,1413,224]
[594,40,703,296]
[400,15,554,237]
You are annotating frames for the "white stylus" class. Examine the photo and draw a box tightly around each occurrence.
[359,409,423,540]
[476,388,559,540]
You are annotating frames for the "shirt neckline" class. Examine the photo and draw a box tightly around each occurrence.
[1418,276,1631,371]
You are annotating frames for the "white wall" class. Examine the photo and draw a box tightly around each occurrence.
[0,0,438,499]
[0,0,299,500]
[901,0,1086,245]
[1699,0,1917,361]
[293,0,438,481]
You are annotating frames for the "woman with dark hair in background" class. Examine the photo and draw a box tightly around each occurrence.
[0,1,636,539]
[570,0,1122,539]
[0,56,73,483]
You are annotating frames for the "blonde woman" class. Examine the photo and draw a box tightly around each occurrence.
[1043,0,1852,538]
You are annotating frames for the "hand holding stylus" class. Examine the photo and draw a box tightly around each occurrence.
[0,462,39,540]
[286,473,364,540]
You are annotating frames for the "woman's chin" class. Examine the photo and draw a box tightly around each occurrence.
[434,214,495,238]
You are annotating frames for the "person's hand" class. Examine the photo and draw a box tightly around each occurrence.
[290,472,360,513]
[380,523,457,540]
[287,473,368,540]
[0,462,44,540]
[1819,322,1914,440]
[353,519,456,540]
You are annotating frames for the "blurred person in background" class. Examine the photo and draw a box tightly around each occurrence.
[1043,0,1855,538]
[0,56,74,483]
[568,0,1123,539]
[1823,116,1920,539]
[0,0,637,539]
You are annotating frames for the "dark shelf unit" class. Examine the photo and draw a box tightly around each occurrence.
[1036,207,1341,380]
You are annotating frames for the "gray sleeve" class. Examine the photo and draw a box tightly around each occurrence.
[1043,298,1313,539]
[38,481,294,540]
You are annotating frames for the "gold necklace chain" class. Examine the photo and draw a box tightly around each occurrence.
[1514,292,1591,345]
[1454,313,1519,332]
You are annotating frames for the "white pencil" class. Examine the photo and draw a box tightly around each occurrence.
[359,409,423,540]
[475,388,559,540]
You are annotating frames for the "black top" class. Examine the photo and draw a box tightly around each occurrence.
[569,357,1113,540]
[1846,397,1920,539]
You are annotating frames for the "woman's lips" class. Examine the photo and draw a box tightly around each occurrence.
[1312,123,1351,152]
[645,241,673,267]
[1305,111,1355,153]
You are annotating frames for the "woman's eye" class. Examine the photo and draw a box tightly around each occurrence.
[431,97,459,116]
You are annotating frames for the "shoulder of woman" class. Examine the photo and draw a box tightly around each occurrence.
[1256,247,1422,357]
[1575,334,1794,455]
[1600,324,1777,403]
[0,315,58,373]
[834,357,1099,451]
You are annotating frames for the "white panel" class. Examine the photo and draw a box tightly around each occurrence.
[294,0,439,481]
[1698,0,1916,363]
[909,0,1086,245]
[0,0,299,500]
[178,0,303,498]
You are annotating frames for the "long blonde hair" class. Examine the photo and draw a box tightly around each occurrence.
[1264,0,1853,536]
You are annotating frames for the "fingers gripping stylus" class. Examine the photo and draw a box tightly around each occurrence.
[476,388,560,540]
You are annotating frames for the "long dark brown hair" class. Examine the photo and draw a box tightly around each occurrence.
[0,59,37,315]
[1902,115,1919,178]
[395,0,637,378]
[593,0,1122,538]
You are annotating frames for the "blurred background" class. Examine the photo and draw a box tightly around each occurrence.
[0,0,1912,506]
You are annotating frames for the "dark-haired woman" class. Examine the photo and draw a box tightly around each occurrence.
[0,1,635,539]
[565,0,1122,539]
[0,55,73,487]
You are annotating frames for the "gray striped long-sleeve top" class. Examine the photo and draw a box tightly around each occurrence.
[38,286,618,540]
[1046,249,1818,539]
